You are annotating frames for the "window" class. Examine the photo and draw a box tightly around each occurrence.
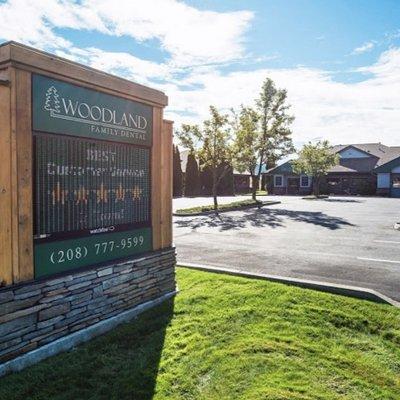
[274,175,283,187]
[393,176,400,188]
[300,176,309,187]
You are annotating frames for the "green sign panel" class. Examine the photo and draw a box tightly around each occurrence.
[32,74,153,146]
[32,74,154,278]
[35,227,152,278]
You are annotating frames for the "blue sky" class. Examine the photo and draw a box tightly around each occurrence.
[0,0,399,147]
[189,0,400,72]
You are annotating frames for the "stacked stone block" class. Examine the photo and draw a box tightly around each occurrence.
[0,249,175,363]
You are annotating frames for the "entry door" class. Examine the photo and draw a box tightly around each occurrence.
[341,178,351,194]
[287,177,300,194]
[391,174,400,198]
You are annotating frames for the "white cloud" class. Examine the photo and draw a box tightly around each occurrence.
[357,47,400,82]
[0,0,71,49]
[69,47,171,85]
[0,0,253,67]
[352,41,375,55]
[165,48,400,147]
[0,0,399,148]
[86,0,253,67]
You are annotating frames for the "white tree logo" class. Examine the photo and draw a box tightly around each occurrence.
[44,86,61,114]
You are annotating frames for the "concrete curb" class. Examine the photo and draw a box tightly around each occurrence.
[173,201,281,217]
[178,262,400,308]
[0,290,177,377]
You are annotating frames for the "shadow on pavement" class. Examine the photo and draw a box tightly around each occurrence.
[175,208,355,231]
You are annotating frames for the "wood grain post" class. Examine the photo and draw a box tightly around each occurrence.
[0,68,13,285]
[12,68,34,282]
[151,107,163,250]
[161,120,173,248]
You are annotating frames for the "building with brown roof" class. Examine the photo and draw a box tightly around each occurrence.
[375,154,400,197]
[265,143,400,197]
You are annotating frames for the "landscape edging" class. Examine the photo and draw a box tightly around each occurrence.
[178,263,400,307]
[173,200,281,217]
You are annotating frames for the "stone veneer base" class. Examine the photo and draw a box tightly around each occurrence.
[0,248,176,371]
[0,289,177,377]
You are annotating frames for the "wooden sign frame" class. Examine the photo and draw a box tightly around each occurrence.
[0,42,173,286]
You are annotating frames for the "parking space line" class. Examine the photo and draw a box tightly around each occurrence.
[374,240,400,244]
[357,257,400,264]
[306,251,353,259]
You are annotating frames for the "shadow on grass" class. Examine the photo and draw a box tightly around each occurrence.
[175,208,355,232]
[0,298,175,400]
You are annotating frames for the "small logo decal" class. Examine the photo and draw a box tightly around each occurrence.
[44,86,61,115]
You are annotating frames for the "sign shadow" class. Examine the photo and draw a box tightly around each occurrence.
[0,297,175,400]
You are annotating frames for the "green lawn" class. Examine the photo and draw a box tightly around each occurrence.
[175,199,261,214]
[1,268,400,400]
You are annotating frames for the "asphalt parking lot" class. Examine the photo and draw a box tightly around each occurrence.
[174,196,400,302]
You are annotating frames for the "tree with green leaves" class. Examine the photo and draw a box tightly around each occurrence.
[173,145,183,197]
[184,151,201,196]
[176,106,232,211]
[254,78,295,194]
[292,140,339,196]
[231,106,260,200]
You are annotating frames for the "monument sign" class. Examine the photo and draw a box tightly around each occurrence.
[0,42,175,368]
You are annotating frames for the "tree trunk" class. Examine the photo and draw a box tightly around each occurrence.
[251,174,257,201]
[212,183,218,211]
[255,153,265,202]
[313,176,320,197]
[212,168,218,212]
